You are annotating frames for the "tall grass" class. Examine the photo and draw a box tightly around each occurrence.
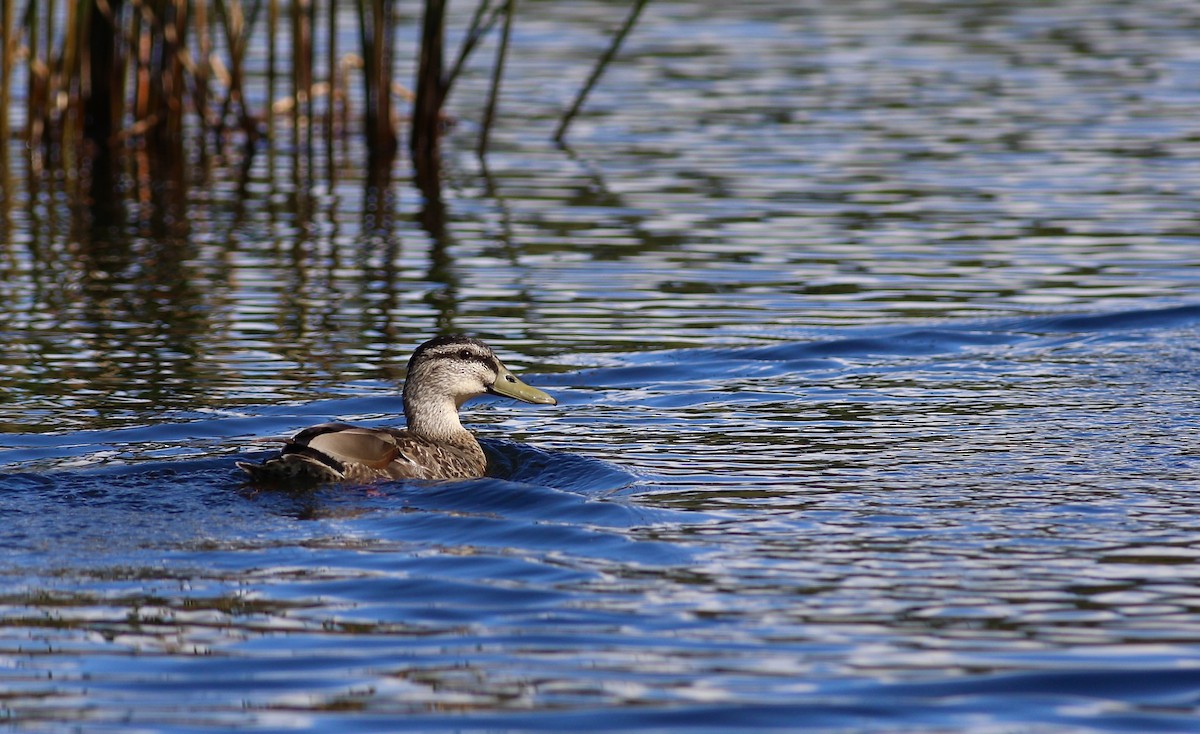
[2,0,394,178]
[0,0,646,196]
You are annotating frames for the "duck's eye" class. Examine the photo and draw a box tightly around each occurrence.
[458,350,472,361]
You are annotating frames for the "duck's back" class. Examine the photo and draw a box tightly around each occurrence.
[368,427,488,480]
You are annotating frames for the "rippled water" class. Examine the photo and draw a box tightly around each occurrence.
[4,1,1200,731]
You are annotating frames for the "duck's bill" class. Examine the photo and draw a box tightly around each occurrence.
[489,371,557,405]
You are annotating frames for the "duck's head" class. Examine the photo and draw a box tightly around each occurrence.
[403,335,557,409]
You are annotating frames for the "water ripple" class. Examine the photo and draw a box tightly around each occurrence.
[5,0,1200,729]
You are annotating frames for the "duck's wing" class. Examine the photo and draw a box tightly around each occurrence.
[301,427,421,474]
[302,426,485,480]
[238,424,425,483]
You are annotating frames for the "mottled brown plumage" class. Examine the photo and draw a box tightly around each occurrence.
[237,336,556,484]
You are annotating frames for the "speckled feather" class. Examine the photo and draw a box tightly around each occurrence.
[237,423,486,483]
[236,336,554,485]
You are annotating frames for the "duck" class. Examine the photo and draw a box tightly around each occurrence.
[237,335,556,484]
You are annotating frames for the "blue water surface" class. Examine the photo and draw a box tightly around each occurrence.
[4,0,1200,730]
[3,305,1200,731]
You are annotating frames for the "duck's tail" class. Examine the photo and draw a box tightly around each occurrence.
[237,446,346,485]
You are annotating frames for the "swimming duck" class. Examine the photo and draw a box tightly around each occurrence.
[237,335,556,484]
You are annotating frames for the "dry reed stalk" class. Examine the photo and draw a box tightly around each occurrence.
[411,0,444,188]
[7,0,621,201]
[60,0,84,154]
[477,0,513,157]
[129,0,187,209]
[193,0,210,155]
[26,0,47,158]
[132,1,149,134]
[360,0,398,160]
[326,0,336,155]
[44,0,55,132]
[164,0,188,147]
[265,0,276,139]
[292,0,313,151]
[216,0,259,140]
[0,0,11,157]
[555,0,648,143]
[445,0,501,93]
[84,0,127,149]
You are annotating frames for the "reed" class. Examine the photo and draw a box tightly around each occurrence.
[477,0,513,157]
[0,1,649,197]
[411,0,446,190]
[6,1,385,166]
[555,0,649,143]
[359,0,397,159]
[0,0,11,158]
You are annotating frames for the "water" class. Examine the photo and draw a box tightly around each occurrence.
[3,0,1200,730]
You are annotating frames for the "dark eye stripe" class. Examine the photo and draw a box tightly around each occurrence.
[438,350,500,372]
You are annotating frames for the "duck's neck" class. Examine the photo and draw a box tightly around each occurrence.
[403,392,475,445]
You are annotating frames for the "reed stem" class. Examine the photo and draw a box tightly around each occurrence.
[5,0,643,202]
[477,0,513,157]
[411,0,445,189]
[325,0,336,153]
[83,0,120,148]
[554,0,648,143]
[0,0,11,157]
[445,0,500,94]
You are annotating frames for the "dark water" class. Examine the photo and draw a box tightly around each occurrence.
[4,1,1200,731]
